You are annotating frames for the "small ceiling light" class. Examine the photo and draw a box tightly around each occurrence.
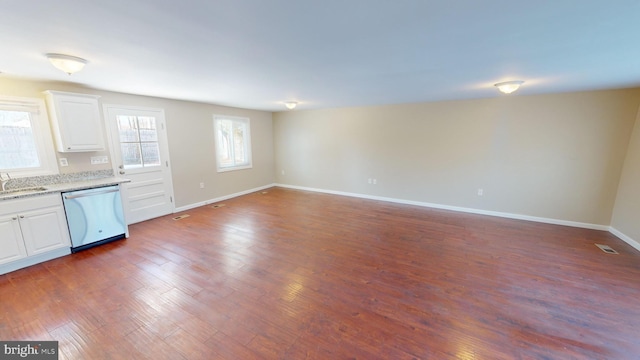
[285,101,298,110]
[494,80,524,94]
[46,53,87,75]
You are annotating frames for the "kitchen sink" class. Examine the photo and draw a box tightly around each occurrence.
[0,186,49,197]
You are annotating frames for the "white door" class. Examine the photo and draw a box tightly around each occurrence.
[104,105,174,224]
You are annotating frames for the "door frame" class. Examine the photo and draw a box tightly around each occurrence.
[103,104,175,223]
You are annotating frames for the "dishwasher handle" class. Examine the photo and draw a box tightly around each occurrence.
[63,187,119,199]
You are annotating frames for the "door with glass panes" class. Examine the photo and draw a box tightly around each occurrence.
[104,105,174,224]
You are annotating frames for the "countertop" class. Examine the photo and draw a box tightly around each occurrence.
[0,177,131,201]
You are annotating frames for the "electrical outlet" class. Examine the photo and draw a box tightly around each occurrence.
[373,179,377,185]
[281,170,285,175]
[199,182,205,189]
[477,188,484,196]
[59,158,68,167]
[368,178,372,184]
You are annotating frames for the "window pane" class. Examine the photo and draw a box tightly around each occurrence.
[0,96,57,176]
[0,110,40,169]
[218,120,233,167]
[141,142,160,167]
[117,115,161,169]
[233,123,245,164]
[117,115,139,142]
[138,116,158,142]
[213,116,251,172]
[121,143,142,168]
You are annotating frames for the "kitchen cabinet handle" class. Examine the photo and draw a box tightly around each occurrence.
[63,188,119,199]
[19,215,24,219]
[12,217,17,220]
[119,171,125,175]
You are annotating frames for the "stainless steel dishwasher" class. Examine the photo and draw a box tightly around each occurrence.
[62,185,127,252]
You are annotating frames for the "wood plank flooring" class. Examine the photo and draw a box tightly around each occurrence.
[1,187,639,359]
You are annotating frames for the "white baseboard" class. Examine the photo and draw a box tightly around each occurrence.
[0,247,71,275]
[275,183,610,231]
[174,183,276,212]
[174,182,639,253]
[609,227,640,252]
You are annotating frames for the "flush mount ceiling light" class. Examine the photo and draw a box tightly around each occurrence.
[285,101,298,110]
[46,53,87,75]
[494,80,524,94]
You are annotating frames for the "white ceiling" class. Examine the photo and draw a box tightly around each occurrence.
[1,1,639,112]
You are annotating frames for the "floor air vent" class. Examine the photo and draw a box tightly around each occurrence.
[172,214,190,220]
[595,244,618,254]
[211,204,226,208]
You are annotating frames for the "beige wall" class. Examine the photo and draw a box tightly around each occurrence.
[3,75,638,230]
[274,89,640,226]
[611,106,640,244]
[0,77,275,208]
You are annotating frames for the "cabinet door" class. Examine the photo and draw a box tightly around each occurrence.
[44,91,104,152]
[0,215,28,265]
[19,206,71,256]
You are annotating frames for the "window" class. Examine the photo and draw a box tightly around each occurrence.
[0,96,58,177]
[116,115,161,169]
[213,115,252,172]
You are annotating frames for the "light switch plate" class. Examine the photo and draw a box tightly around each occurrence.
[90,156,109,165]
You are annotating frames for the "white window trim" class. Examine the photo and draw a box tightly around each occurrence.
[213,114,252,173]
[0,95,59,177]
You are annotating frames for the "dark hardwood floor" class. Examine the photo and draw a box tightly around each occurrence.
[1,187,639,359]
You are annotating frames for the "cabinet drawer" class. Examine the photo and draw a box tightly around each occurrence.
[0,193,63,215]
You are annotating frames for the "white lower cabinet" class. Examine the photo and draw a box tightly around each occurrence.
[0,194,71,273]
[0,215,27,265]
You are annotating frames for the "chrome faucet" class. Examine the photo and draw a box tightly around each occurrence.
[0,173,10,191]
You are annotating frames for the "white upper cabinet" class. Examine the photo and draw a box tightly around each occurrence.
[44,90,105,152]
